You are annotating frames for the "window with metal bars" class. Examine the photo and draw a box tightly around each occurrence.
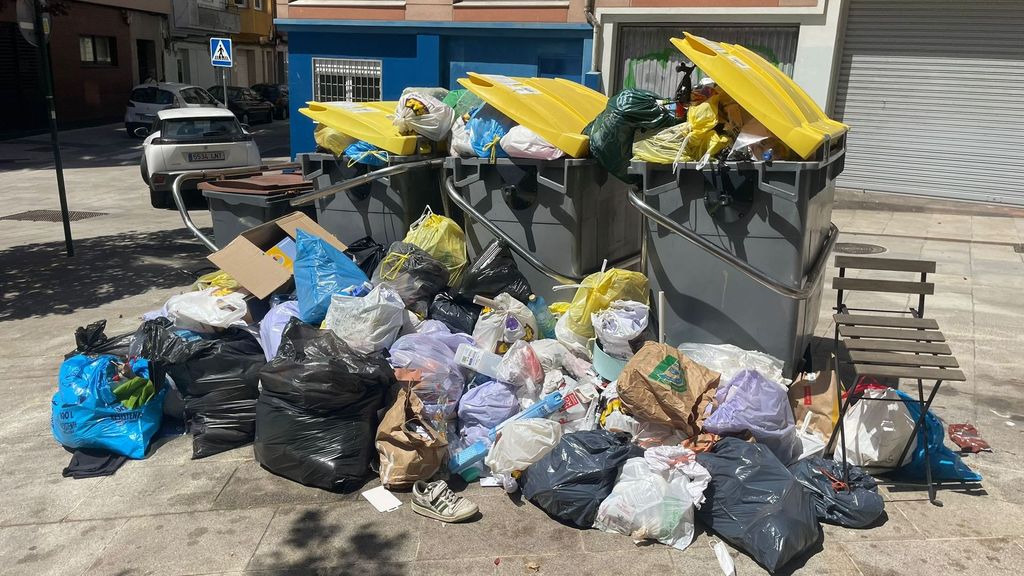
[312,58,382,103]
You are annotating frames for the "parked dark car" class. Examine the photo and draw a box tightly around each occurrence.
[207,85,275,125]
[251,83,289,120]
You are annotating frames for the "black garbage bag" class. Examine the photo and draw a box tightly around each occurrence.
[65,319,136,359]
[789,457,885,528]
[139,319,265,458]
[584,89,677,183]
[457,239,532,304]
[520,430,640,528]
[255,319,395,492]
[372,241,448,312]
[696,437,821,573]
[428,290,481,335]
[344,236,386,277]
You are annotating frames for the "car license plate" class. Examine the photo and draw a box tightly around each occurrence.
[188,151,225,162]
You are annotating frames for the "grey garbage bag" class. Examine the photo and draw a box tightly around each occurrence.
[520,429,640,528]
[696,437,821,573]
[789,456,885,529]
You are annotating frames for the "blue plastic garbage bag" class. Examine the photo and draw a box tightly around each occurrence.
[344,140,389,167]
[704,369,802,466]
[467,106,515,161]
[52,355,166,459]
[890,389,981,483]
[294,228,369,324]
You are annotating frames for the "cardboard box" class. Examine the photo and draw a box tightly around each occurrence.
[208,212,347,300]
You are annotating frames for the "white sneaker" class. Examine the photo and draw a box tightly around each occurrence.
[411,480,479,523]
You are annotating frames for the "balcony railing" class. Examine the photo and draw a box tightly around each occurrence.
[173,0,241,34]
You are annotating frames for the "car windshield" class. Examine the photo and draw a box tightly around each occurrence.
[180,88,219,106]
[160,117,245,142]
[227,87,245,101]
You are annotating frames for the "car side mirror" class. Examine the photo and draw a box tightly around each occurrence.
[240,124,252,133]
[133,126,151,138]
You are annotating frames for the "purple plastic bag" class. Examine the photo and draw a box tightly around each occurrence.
[458,380,518,431]
[259,301,300,361]
[704,369,801,465]
[389,321,473,423]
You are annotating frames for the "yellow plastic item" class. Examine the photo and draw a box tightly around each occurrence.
[403,208,469,286]
[632,123,692,164]
[192,270,239,296]
[457,73,609,158]
[672,33,847,159]
[565,269,650,339]
[299,101,418,156]
[549,301,571,316]
[682,96,733,163]
[312,124,356,157]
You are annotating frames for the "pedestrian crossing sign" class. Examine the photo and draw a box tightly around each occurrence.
[210,37,232,68]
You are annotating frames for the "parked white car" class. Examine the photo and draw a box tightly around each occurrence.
[140,108,261,209]
[125,83,223,137]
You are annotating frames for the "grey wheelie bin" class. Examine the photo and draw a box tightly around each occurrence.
[199,172,315,248]
[442,74,642,302]
[293,151,446,245]
[445,156,641,303]
[626,34,849,375]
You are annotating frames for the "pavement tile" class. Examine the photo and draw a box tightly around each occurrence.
[893,488,1024,539]
[0,473,103,526]
[821,505,923,542]
[842,536,1024,576]
[138,433,256,467]
[247,503,419,571]
[0,431,74,478]
[496,549,675,576]
[412,487,584,560]
[67,460,240,520]
[212,460,350,509]
[84,509,274,576]
[0,519,126,576]
[669,531,860,575]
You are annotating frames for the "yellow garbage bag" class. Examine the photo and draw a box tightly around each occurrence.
[681,95,732,163]
[565,269,649,339]
[403,208,469,286]
[192,270,239,296]
[313,123,356,157]
[632,123,692,164]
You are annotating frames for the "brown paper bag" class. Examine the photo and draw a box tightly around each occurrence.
[617,342,720,438]
[375,369,448,489]
[788,357,840,442]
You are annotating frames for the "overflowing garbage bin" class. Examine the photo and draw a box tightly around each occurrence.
[626,33,847,375]
[444,74,642,302]
[199,172,315,248]
[293,101,448,245]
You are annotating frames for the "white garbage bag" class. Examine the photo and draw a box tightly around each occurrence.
[449,116,474,158]
[592,300,649,360]
[499,125,564,160]
[678,342,790,387]
[835,387,917,471]
[164,288,247,333]
[393,92,455,142]
[496,340,545,408]
[322,284,406,354]
[595,446,711,551]
[472,293,537,354]
[485,418,562,475]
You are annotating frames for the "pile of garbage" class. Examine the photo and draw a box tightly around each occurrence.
[50,209,983,573]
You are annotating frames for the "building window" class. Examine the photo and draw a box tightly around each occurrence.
[254,0,263,9]
[234,0,248,7]
[80,36,116,66]
[312,58,382,103]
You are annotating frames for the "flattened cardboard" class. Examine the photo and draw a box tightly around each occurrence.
[208,212,347,300]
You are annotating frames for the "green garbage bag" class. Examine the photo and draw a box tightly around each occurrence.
[585,89,678,182]
[443,89,485,121]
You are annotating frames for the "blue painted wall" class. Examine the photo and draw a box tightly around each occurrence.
[280,20,593,157]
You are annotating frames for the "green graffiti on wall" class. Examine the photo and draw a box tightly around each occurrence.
[624,45,784,93]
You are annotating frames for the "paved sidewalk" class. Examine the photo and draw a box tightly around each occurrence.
[1,132,1023,575]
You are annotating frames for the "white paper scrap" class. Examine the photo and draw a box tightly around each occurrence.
[361,486,402,513]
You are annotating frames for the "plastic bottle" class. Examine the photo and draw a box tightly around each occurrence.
[455,343,503,379]
[528,294,557,339]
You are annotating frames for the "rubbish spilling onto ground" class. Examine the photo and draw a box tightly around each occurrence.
[51,33,987,574]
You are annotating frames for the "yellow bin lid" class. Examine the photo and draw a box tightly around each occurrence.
[299,101,418,156]
[457,73,609,158]
[672,33,848,159]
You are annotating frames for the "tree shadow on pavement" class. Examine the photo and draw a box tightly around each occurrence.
[0,228,212,321]
[254,508,412,576]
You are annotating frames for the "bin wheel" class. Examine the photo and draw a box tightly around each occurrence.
[150,186,175,210]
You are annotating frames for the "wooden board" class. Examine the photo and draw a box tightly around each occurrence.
[852,363,966,382]
[833,277,935,295]
[833,313,938,330]
[839,326,945,341]
[842,339,952,355]
[847,350,960,368]
[835,256,936,273]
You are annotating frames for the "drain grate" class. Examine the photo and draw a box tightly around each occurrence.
[834,242,887,255]
[0,209,107,223]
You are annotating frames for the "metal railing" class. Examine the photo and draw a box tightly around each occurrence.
[290,158,445,207]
